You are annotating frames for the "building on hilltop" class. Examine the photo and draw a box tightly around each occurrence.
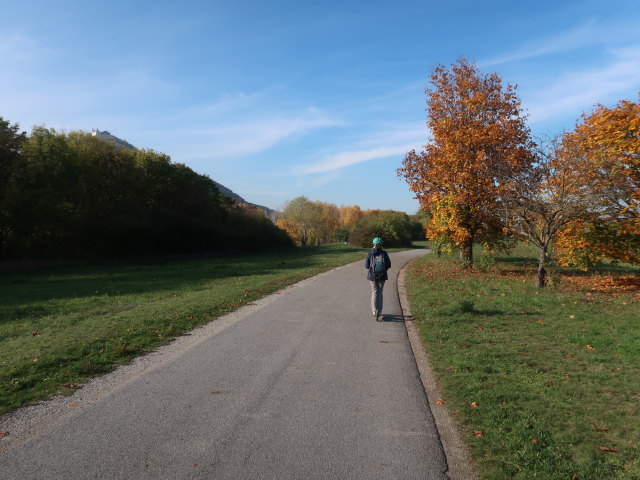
[91,129,111,136]
[90,128,135,151]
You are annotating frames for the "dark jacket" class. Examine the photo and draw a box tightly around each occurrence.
[365,247,391,281]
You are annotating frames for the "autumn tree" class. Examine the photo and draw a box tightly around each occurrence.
[555,97,639,267]
[279,196,322,246]
[506,136,589,286]
[315,201,341,244]
[339,205,364,230]
[399,58,535,265]
[349,210,413,248]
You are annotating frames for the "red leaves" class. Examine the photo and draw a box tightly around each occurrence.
[0,431,9,438]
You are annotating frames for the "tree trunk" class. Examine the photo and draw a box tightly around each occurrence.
[460,237,473,268]
[537,245,547,288]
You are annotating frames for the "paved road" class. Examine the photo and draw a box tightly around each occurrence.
[1,249,448,479]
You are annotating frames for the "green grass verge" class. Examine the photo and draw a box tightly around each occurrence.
[405,250,639,479]
[0,244,367,416]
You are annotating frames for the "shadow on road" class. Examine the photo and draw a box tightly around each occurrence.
[378,314,404,323]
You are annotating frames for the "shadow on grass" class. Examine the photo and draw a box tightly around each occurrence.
[0,245,366,322]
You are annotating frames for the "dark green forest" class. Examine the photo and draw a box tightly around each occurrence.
[0,118,292,262]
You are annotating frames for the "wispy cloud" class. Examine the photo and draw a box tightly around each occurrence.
[481,18,640,67]
[201,111,343,158]
[156,107,344,160]
[524,46,640,126]
[294,144,415,176]
[481,20,599,67]
[293,122,425,176]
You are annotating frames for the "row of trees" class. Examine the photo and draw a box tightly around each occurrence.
[275,196,423,248]
[0,123,292,261]
[399,58,638,287]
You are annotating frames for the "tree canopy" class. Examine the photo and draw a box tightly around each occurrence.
[0,124,292,261]
[399,58,535,264]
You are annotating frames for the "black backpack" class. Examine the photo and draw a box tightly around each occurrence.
[371,253,386,280]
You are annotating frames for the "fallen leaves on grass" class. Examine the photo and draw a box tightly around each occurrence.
[565,274,640,299]
[473,430,484,437]
[592,426,610,431]
[435,400,447,405]
[599,446,619,453]
[63,383,79,389]
[585,345,597,350]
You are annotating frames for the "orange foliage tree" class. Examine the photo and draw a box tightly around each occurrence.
[555,97,640,267]
[399,58,535,265]
[315,201,341,244]
[506,136,589,286]
[339,205,364,230]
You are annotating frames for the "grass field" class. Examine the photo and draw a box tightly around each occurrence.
[405,244,639,479]
[0,244,369,416]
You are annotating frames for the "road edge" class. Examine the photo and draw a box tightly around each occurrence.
[398,258,479,480]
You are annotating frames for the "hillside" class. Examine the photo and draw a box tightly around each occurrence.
[93,129,276,217]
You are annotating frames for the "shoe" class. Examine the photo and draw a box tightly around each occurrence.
[375,311,380,321]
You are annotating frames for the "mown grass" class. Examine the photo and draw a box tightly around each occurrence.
[406,245,639,479]
[0,244,367,416]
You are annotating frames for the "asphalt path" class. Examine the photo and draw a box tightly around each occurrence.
[1,249,448,479]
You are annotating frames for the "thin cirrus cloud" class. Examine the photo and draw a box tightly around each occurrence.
[167,110,344,160]
[480,20,600,67]
[524,45,640,126]
[480,18,639,67]
[293,122,426,176]
[294,145,413,176]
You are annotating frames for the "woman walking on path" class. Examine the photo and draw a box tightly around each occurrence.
[365,237,391,321]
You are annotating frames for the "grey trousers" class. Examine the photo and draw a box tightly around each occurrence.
[369,279,385,314]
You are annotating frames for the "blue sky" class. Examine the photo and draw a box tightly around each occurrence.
[2,0,639,213]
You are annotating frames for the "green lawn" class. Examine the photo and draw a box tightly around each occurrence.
[0,244,366,415]
[405,248,639,479]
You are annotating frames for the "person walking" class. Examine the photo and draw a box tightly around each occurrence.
[365,237,391,321]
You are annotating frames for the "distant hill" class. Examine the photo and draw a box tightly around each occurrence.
[93,129,276,218]
[213,180,277,218]
[91,129,136,151]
